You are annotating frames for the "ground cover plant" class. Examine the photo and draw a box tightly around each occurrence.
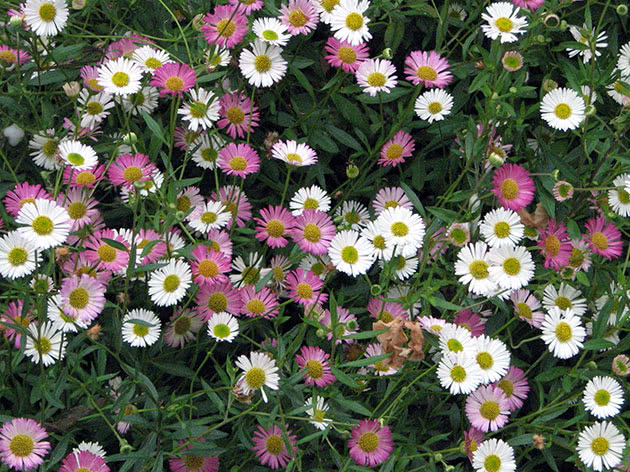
[0,0,630,470]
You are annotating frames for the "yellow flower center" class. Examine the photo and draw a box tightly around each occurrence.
[372,235,386,250]
[87,101,103,115]
[591,232,609,251]
[254,55,272,73]
[484,454,502,472]
[69,287,89,309]
[9,434,34,458]
[39,3,56,22]
[469,260,489,280]
[174,315,191,335]
[165,76,184,91]
[385,143,403,160]
[163,274,181,292]
[367,72,386,87]
[495,17,513,32]
[286,153,302,163]
[498,379,514,397]
[189,101,208,118]
[32,216,54,236]
[341,246,359,264]
[36,336,52,354]
[303,223,322,242]
[544,235,560,257]
[133,324,149,337]
[229,156,248,171]
[500,178,518,201]
[450,365,467,382]
[555,296,572,310]
[476,352,494,369]
[617,189,630,204]
[516,302,532,320]
[198,260,219,278]
[390,221,409,237]
[245,367,266,389]
[241,266,260,285]
[321,0,339,12]
[305,359,324,378]
[0,50,17,62]
[480,400,500,420]
[296,283,313,299]
[289,9,308,27]
[416,65,437,81]
[494,221,510,238]
[88,78,104,91]
[182,455,205,470]
[216,19,236,38]
[345,12,363,30]
[265,435,284,455]
[337,46,357,64]
[502,257,521,276]
[555,321,572,342]
[207,292,227,312]
[303,198,319,210]
[201,212,218,225]
[76,171,95,186]
[266,220,285,238]
[379,311,394,322]
[591,436,609,456]
[176,195,191,212]
[97,244,117,263]
[112,72,130,88]
[68,201,87,220]
[428,102,442,114]
[144,58,162,70]
[247,299,266,314]
[594,389,610,406]
[554,103,571,120]
[8,248,28,266]
[358,431,379,453]
[226,106,244,124]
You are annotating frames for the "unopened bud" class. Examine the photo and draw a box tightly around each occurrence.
[122,132,137,145]
[586,361,598,369]
[381,48,393,60]
[345,319,358,331]
[63,81,81,98]
[491,92,499,100]
[346,164,359,179]
[175,211,186,221]
[72,0,86,9]
[585,104,596,116]
[192,13,205,32]
[536,34,546,43]
[552,169,560,180]
[488,151,505,167]
[509,86,517,94]
[315,328,326,338]
[444,466,455,472]
[543,14,560,28]
[9,15,23,27]
[370,284,382,296]
[434,453,443,462]
[560,20,568,31]
[617,4,628,15]
[542,79,558,92]
[119,440,133,454]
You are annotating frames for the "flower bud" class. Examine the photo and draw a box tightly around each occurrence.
[542,79,558,92]
[585,104,596,116]
[72,0,86,9]
[63,81,81,98]
[346,163,359,179]
[345,319,358,331]
[370,284,382,296]
[586,360,598,369]
[122,132,137,145]
[617,4,628,15]
[509,86,517,94]
[434,453,443,462]
[543,14,560,28]
[175,211,186,221]
[536,34,546,43]
[119,440,134,454]
[488,151,505,167]
[9,15,24,27]
[192,13,205,32]
[552,169,560,180]
[381,48,393,60]
[560,20,568,31]
[315,328,326,338]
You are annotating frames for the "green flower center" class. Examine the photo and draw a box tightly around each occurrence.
[213,323,231,339]
[8,247,28,266]
[591,436,609,456]
[555,296,572,310]
[447,338,463,352]
[263,30,279,41]
[517,302,532,320]
[618,189,630,204]
[36,336,52,354]
[67,152,85,166]
[372,235,386,250]
[201,212,217,225]
[450,365,466,382]
[477,352,494,370]
[133,324,149,337]
[42,139,58,157]
[265,435,284,455]
[32,216,54,236]
[504,56,521,69]
[173,316,191,335]
[498,379,514,397]
[189,101,208,118]
[87,101,103,115]
[428,102,442,114]
[494,221,510,238]
[484,454,502,472]
[594,389,610,406]
[144,58,162,70]
[303,198,319,210]
[207,292,227,312]
[450,227,467,244]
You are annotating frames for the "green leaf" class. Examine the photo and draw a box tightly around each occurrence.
[334,397,372,416]
[340,353,390,368]
[330,367,360,388]
[290,65,315,100]
[400,182,426,217]
[342,328,388,340]
[327,125,363,151]
[142,111,169,147]
[101,238,128,251]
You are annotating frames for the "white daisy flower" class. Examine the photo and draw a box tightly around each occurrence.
[355,58,398,97]
[239,40,287,88]
[16,199,70,250]
[120,169,164,204]
[580,85,598,105]
[606,77,630,106]
[78,89,114,129]
[97,57,144,96]
[298,254,332,280]
[305,396,333,430]
[74,441,106,458]
[24,322,66,366]
[58,139,98,170]
[488,245,535,290]
[540,307,586,359]
[361,221,394,260]
[230,252,271,287]
[473,335,511,384]
[0,231,38,279]
[24,0,69,37]
[577,421,625,472]
[289,185,331,216]
[207,312,239,343]
[480,2,528,44]
[540,87,586,131]
[439,323,476,357]
[616,41,630,76]
[191,132,224,170]
[542,283,587,316]
[122,308,162,347]
[188,200,230,234]
[479,208,524,248]
[472,438,516,472]
[313,0,341,24]
[131,45,173,73]
[415,89,454,123]
[454,242,498,296]
[330,0,372,45]
[583,376,624,419]
[271,140,318,167]
[334,200,370,230]
[328,229,375,276]
[235,351,280,402]
[120,86,159,116]
[177,88,220,132]
[48,294,88,333]
[375,206,425,258]
[608,174,630,217]
[383,254,419,280]
[205,45,231,69]
[567,24,608,63]
[253,17,291,47]
[437,352,483,395]
[148,259,192,307]
[28,129,61,170]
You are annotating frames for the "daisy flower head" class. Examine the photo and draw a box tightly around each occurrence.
[608,174,630,217]
[296,345,335,386]
[491,163,535,211]
[73,441,106,458]
[272,139,318,167]
[356,58,398,97]
[404,50,453,88]
[0,417,51,471]
[1,301,32,349]
[240,286,279,318]
[195,281,242,320]
[577,421,625,472]
[376,206,425,258]
[540,307,586,359]
[552,180,574,202]
[328,229,375,276]
[454,309,486,337]
[464,427,484,463]
[335,200,370,230]
[481,2,528,43]
[190,245,231,287]
[3,182,51,218]
[501,51,524,71]
[120,86,159,116]
[24,322,66,366]
[28,129,60,171]
[313,0,341,23]
[60,275,105,324]
[207,312,239,343]
[480,208,524,248]
[348,420,393,467]
[473,335,511,384]
[251,424,296,470]
[324,37,369,73]
[97,58,144,96]
[488,245,535,290]
[218,92,260,139]
[239,40,287,88]
[24,0,68,36]
[253,17,291,47]
[415,88,454,122]
[455,242,498,296]
[148,259,192,307]
[542,283,587,315]
[439,323,476,356]
[290,185,331,216]
[472,438,516,472]
[58,140,98,170]
[305,397,332,430]
[201,5,247,49]
[84,230,129,273]
[584,217,623,260]
[372,187,413,215]
[130,45,172,73]
[191,133,224,169]
[361,221,393,260]
[583,376,624,419]
[617,41,630,76]
[537,220,572,270]
[164,309,204,349]
[330,0,371,45]
[151,62,196,98]
[291,210,336,255]
[217,143,260,178]
[0,46,31,68]
[59,450,109,472]
[367,297,407,323]
[280,0,319,35]
[612,354,630,376]
[378,130,415,167]
[466,385,511,432]
[510,289,544,327]
[78,90,114,129]
[108,152,155,189]
[540,87,586,131]
[0,231,38,280]
[48,294,87,334]
[236,352,280,402]
[16,199,70,250]
[188,200,230,234]
[178,88,220,132]
[228,0,263,14]
[254,205,296,249]
[122,308,161,347]
[168,440,218,472]
[492,365,529,411]
[567,24,608,63]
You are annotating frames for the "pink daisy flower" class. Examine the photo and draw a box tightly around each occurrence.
[176,186,204,214]
[286,269,327,306]
[321,306,358,344]
[84,229,130,273]
[464,427,485,463]
[228,0,263,14]
[61,252,112,283]
[57,189,99,231]
[133,229,167,265]
[492,366,530,412]
[254,205,296,249]
[217,92,260,139]
[454,309,486,337]
[0,301,32,349]
[108,153,155,189]
[190,244,231,287]
[3,182,51,217]
[324,37,369,73]
[404,50,453,88]
[196,281,242,320]
[510,289,544,327]
[372,187,413,216]
[568,238,592,273]
[465,385,511,432]
[60,275,106,324]
[584,217,623,260]
[151,62,196,98]
[59,450,109,472]
[63,164,106,188]
[240,286,280,318]
[280,0,319,35]
[378,130,415,167]
[80,65,105,92]
[164,309,204,349]
[251,424,297,470]
[0,417,51,471]
[169,438,219,472]
[295,345,336,386]
[512,0,544,10]
[491,163,535,211]
[207,229,233,259]
[174,126,202,151]
[348,419,394,467]
[537,220,572,270]
[0,46,30,67]
[201,5,248,49]
[212,185,253,229]
[367,297,407,322]
[291,209,336,255]
[217,143,260,178]
[105,35,152,60]
[356,58,398,96]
